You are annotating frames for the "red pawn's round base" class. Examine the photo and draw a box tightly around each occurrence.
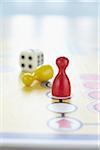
[47,92,72,100]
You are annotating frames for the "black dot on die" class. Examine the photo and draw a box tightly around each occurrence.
[41,54,43,58]
[38,55,40,60]
[21,64,25,67]
[38,60,40,64]
[21,55,25,59]
[28,56,32,60]
[29,64,32,69]
[41,59,44,63]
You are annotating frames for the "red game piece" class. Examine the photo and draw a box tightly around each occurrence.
[52,57,71,98]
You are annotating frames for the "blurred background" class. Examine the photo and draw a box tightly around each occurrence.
[0,0,99,65]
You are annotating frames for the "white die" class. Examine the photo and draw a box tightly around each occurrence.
[19,49,44,73]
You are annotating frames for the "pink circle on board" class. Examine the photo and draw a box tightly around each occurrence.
[80,74,100,81]
[88,91,100,100]
[94,103,100,112]
[83,82,100,89]
[87,101,100,113]
[48,117,82,132]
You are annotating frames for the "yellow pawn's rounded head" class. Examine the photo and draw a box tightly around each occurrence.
[22,73,33,86]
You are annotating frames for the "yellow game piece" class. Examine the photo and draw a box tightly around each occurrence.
[22,65,54,86]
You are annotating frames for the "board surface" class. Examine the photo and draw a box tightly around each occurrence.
[0,2,99,150]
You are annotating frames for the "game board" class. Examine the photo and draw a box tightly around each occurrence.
[0,2,99,149]
[0,47,99,150]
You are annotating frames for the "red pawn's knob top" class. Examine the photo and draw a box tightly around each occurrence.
[52,56,71,98]
[56,57,69,70]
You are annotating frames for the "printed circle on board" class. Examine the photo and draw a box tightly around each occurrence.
[48,103,77,113]
[80,74,100,81]
[83,81,100,90]
[88,101,100,113]
[88,90,100,100]
[48,117,82,132]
